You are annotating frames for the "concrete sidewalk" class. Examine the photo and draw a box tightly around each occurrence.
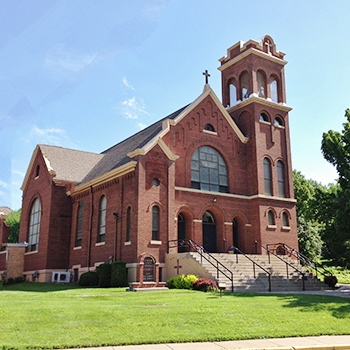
[68,335,350,349]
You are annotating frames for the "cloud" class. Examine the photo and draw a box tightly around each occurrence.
[44,44,99,79]
[0,179,9,189]
[30,126,68,145]
[121,97,150,120]
[142,0,167,22]
[122,77,135,91]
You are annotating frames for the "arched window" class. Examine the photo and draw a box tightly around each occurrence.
[75,201,84,247]
[28,198,41,252]
[35,165,40,178]
[268,210,275,226]
[263,158,272,196]
[240,72,249,100]
[97,195,107,243]
[270,76,278,102]
[126,206,131,242]
[259,113,269,122]
[282,212,289,227]
[277,161,285,197]
[204,123,215,132]
[274,116,283,127]
[257,70,266,98]
[152,206,159,240]
[229,81,237,106]
[191,146,228,193]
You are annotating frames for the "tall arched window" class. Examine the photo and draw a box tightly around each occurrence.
[97,195,107,242]
[270,76,278,102]
[191,146,228,193]
[75,201,84,247]
[28,198,41,252]
[229,81,237,106]
[277,161,285,197]
[282,212,289,227]
[152,206,159,240]
[240,72,249,100]
[263,158,272,196]
[268,210,275,226]
[257,70,266,98]
[126,206,131,242]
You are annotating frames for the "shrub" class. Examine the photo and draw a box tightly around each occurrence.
[166,274,198,289]
[14,276,25,284]
[98,263,112,288]
[324,275,338,289]
[192,277,217,292]
[78,271,99,287]
[111,261,128,287]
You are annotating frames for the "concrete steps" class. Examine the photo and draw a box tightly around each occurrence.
[188,252,330,292]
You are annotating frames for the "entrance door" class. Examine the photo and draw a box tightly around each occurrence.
[178,214,186,253]
[233,218,240,251]
[202,211,217,252]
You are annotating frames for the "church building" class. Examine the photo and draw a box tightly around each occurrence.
[0,35,298,286]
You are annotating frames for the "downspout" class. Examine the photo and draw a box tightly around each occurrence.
[87,186,93,270]
[119,175,125,261]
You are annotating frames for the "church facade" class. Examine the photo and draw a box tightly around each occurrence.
[1,36,298,286]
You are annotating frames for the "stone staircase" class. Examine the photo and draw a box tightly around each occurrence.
[188,252,330,292]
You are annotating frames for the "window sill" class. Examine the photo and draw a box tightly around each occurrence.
[282,226,291,231]
[124,241,131,246]
[267,225,277,230]
[150,240,162,245]
[25,250,38,255]
[95,242,105,247]
[203,129,217,136]
[73,246,82,250]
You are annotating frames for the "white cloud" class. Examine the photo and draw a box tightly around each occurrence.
[142,0,167,22]
[30,126,68,145]
[137,122,147,130]
[121,97,150,120]
[44,44,99,78]
[0,179,9,189]
[122,77,135,91]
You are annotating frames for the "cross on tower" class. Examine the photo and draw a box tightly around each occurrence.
[203,70,210,84]
[174,258,182,275]
[264,39,273,54]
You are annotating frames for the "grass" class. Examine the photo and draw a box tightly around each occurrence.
[0,283,350,350]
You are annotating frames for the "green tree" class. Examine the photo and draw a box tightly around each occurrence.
[5,209,21,243]
[320,108,350,266]
[292,170,324,261]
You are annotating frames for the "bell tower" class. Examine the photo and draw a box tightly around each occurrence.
[218,35,297,250]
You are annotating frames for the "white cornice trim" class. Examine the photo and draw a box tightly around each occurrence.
[218,47,287,72]
[73,161,137,194]
[174,186,296,203]
[227,96,292,113]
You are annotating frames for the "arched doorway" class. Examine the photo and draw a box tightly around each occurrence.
[202,211,217,252]
[177,213,186,253]
[233,218,240,251]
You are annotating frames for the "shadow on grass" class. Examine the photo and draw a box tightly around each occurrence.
[220,291,350,319]
[0,282,84,292]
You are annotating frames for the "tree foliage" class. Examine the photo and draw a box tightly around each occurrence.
[5,209,21,243]
[320,109,350,267]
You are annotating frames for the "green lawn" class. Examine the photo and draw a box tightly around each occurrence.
[0,283,350,350]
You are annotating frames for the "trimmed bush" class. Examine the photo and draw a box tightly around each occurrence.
[324,275,338,289]
[78,271,99,286]
[98,263,112,288]
[111,261,128,287]
[192,278,217,292]
[166,274,198,289]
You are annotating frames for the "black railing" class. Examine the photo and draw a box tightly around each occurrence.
[168,239,234,292]
[255,241,306,291]
[266,242,334,282]
[224,239,272,292]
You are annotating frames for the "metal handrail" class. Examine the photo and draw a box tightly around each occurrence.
[224,239,272,292]
[168,239,234,292]
[255,241,306,291]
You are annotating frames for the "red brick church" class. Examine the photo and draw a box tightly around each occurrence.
[0,35,298,286]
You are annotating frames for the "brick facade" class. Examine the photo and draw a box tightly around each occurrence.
[13,35,298,286]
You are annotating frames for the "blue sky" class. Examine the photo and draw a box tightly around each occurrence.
[1,1,349,210]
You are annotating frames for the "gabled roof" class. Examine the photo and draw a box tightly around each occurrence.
[21,145,104,190]
[0,206,12,217]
